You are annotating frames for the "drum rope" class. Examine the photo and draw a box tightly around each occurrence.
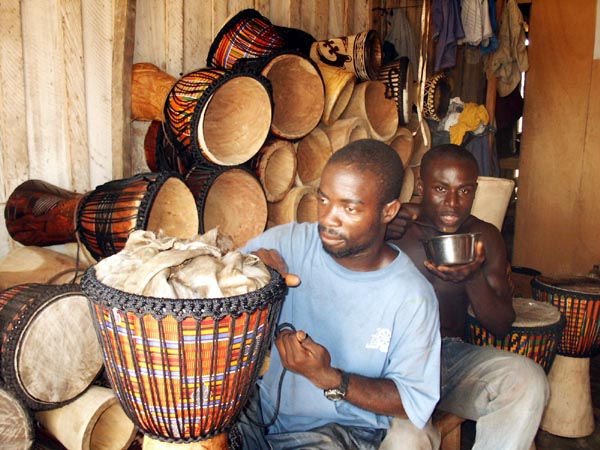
[245,321,297,429]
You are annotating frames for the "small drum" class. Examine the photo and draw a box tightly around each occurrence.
[248,138,297,203]
[0,283,104,410]
[310,30,382,81]
[378,57,414,126]
[531,275,600,357]
[0,382,34,450]
[185,163,267,249]
[466,297,565,373]
[163,68,273,167]
[423,72,451,122]
[207,9,286,69]
[76,172,199,260]
[4,179,83,247]
[81,265,286,446]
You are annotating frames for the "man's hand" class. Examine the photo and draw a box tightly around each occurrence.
[251,248,300,287]
[424,240,486,282]
[276,330,341,389]
[386,203,422,240]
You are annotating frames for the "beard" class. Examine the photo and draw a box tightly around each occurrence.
[318,225,376,259]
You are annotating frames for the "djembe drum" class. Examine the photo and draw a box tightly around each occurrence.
[0,283,103,410]
[531,275,600,437]
[81,264,286,449]
[466,297,565,373]
[77,172,199,260]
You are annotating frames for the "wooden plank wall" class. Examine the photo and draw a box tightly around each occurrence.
[513,0,600,275]
[0,0,429,258]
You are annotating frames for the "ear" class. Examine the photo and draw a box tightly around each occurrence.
[415,179,424,196]
[382,198,401,224]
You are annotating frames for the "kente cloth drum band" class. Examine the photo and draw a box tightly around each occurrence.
[207,9,286,69]
[378,57,413,126]
[76,172,198,261]
[163,67,273,167]
[465,297,565,373]
[81,266,286,443]
[531,275,600,357]
[0,283,103,410]
[423,72,451,122]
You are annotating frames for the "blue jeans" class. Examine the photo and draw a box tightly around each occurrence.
[233,386,386,450]
[381,338,549,450]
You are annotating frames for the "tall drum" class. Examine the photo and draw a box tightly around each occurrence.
[81,265,286,449]
[531,275,600,437]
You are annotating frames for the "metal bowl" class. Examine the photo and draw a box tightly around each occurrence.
[421,232,480,266]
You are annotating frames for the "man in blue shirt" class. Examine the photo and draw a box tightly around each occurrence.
[234,139,441,449]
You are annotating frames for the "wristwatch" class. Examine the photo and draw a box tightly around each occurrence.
[324,370,350,401]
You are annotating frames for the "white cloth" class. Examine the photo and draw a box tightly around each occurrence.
[459,0,494,46]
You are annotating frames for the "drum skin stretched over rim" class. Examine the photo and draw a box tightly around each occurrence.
[466,297,565,373]
[76,172,199,261]
[531,275,600,357]
[0,283,104,410]
[164,68,273,167]
[81,265,287,444]
[185,163,268,248]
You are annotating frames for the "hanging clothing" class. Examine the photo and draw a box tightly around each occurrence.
[432,0,465,72]
[487,0,529,97]
[459,0,493,47]
[383,8,418,79]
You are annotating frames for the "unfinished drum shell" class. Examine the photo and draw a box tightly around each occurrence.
[185,163,267,248]
[248,138,297,203]
[340,81,399,141]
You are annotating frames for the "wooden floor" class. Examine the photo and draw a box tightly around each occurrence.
[461,355,600,449]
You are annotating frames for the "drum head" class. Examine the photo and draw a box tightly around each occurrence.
[2,287,104,409]
[511,297,562,327]
[535,275,600,296]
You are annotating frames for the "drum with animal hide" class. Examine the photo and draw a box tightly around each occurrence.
[0,283,104,410]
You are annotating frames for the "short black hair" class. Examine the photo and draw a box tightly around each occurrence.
[420,144,479,179]
[327,138,404,204]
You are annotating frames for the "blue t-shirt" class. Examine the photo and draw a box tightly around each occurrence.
[242,222,440,433]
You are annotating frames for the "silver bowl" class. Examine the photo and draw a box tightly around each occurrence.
[421,232,480,266]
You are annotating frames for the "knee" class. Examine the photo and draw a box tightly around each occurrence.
[379,418,439,450]
[504,355,549,409]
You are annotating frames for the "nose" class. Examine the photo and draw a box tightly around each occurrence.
[444,191,459,207]
[318,202,340,227]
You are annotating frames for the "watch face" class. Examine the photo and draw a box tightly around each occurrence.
[324,388,345,401]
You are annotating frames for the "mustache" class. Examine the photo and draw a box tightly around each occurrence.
[318,224,346,240]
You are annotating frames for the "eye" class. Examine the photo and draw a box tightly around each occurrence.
[346,206,356,214]
[435,186,446,193]
[318,195,328,204]
[459,187,472,196]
